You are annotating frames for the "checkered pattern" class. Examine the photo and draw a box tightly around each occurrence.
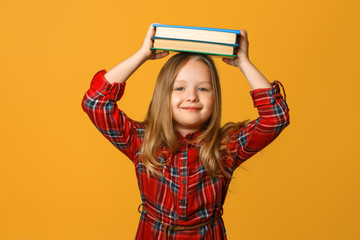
[82,70,290,239]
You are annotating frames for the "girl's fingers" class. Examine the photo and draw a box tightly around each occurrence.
[222,30,249,67]
[239,30,249,44]
[240,30,248,40]
[147,22,162,37]
[222,58,235,66]
[149,51,169,60]
[222,58,230,65]
[156,51,169,59]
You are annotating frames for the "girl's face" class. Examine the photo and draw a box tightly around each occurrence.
[171,59,214,136]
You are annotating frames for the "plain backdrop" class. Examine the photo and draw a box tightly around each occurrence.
[0,0,359,239]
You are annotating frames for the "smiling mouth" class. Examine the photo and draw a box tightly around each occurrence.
[181,107,202,111]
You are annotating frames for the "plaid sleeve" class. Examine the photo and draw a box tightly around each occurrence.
[225,81,290,172]
[81,69,143,162]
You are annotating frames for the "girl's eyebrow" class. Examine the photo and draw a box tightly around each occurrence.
[174,79,211,85]
[173,79,188,83]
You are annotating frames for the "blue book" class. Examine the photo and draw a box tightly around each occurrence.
[153,24,240,45]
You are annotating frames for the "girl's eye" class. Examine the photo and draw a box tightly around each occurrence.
[198,88,208,92]
[175,87,184,91]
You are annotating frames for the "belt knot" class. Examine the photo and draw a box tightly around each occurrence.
[138,203,223,240]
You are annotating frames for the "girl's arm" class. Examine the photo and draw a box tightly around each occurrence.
[222,30,290,171]
[82,71,140,161]
[222,30,271,90]
[224,83,290,171]
[104,23,169,84]
[81,24,168,162]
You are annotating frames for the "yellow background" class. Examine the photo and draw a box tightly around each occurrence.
[1,0,359,239]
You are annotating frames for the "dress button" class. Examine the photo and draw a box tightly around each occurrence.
[180,199,185,205]
[187,134,194,139]
[181,160,186,165]
[181,180,186,184]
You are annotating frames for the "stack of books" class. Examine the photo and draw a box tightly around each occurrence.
[151,24,240,58]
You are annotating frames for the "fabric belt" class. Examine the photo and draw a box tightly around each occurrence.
[138,203,223,240]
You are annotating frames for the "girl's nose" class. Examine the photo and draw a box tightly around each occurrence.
[186,89,199,102]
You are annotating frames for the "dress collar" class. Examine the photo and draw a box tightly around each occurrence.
[175,129,203,141]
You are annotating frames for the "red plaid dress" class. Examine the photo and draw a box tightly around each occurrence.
[82,70,290,239]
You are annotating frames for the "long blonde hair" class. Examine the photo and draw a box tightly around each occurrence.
[140,53,248,179]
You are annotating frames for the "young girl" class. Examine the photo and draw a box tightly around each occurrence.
[82,24,290,240]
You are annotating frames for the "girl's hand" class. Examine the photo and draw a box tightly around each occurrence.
[139,23,169,60]
[222,30,250,68]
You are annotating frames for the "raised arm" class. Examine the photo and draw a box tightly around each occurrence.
[222,29,290,171]
[222,30,271,90]
[81,23,169,162]
[230,82,290,170]
[104,23,169,84]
